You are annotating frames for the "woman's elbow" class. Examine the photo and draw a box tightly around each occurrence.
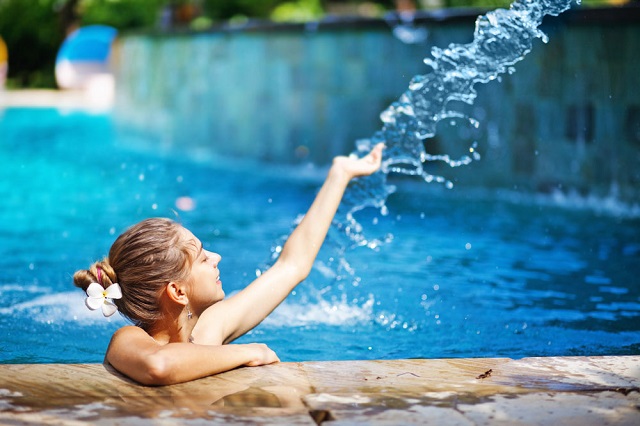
[145,357,172,385]
[276,257,311,284]
[131,354,175,386]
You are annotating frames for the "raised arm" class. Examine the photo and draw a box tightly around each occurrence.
[195,144,384,344]
[106,326,279,385]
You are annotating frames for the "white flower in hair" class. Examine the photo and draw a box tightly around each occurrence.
[85,282,123,317]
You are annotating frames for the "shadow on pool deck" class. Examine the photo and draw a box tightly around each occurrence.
[0,356,638,425]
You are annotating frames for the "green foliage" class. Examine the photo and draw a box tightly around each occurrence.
[443,0,511,8]
[78,0,164,30]
[442,0,627,7]
[0,0,63,87]
[271,0,324,22]
[202,0,284,20]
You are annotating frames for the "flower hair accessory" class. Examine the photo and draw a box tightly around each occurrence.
[85,282,123,317]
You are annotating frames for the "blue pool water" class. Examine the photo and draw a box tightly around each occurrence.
[0,107,639,363]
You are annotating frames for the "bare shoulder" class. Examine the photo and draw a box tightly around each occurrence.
[112,325,148,339]
[108,325,154,349]
[105,326,161,384]
[106,325,157,367]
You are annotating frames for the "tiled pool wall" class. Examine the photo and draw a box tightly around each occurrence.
[112,5,640,201]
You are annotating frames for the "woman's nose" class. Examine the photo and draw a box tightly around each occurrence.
[206,251,222,266]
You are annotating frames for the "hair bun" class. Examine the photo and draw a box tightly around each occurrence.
[95,259,118,286]
[73,258,118,292]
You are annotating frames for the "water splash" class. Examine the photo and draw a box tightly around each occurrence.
[0,289,126,325]
[336,0,577,249]
[262,295,375,327]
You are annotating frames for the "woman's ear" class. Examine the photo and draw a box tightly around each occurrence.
[165,281,189,307]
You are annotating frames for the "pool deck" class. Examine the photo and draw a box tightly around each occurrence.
[1,356,638,425]
[0,88,113,110]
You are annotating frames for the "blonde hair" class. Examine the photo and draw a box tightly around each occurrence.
[73,218,195,330]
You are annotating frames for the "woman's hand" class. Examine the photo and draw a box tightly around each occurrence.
[243,343,280,367]
[332,143,385,179]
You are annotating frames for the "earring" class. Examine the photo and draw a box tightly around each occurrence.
[187,306,193,320]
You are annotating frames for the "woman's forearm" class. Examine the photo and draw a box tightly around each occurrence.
[280,143,383,279]
[109,341,277,386]
[207,166,352,344]
[278,165,351,279]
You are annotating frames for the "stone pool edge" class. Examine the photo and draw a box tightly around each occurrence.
[0,355,638,424]
[0,88,113,111]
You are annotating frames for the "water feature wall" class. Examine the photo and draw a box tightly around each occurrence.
[112,5,640,201]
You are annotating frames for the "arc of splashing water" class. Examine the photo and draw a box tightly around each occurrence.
[334,0,578,251]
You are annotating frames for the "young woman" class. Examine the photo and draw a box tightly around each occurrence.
[74,143,384,385]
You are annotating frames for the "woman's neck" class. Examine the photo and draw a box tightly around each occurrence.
[148,310,197,344]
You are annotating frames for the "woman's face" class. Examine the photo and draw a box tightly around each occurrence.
[181,228,224,313]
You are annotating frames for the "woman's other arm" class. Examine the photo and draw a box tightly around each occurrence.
[106,326,279,385]
[196,144,384,344]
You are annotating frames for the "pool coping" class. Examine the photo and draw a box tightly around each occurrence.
[0,89,113,111]
[1,355,638,424]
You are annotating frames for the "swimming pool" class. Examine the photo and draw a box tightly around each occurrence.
[0,107,639,364]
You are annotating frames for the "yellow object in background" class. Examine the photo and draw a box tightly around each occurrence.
[0,36,7,62]
[0,36,7,88]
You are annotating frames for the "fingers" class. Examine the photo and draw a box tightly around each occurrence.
[245,343,279,366]
[368,143,385,162]
[330,143,385,178]
[365,143,385,166]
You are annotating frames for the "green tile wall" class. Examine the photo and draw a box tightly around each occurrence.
[112,10,640,200]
